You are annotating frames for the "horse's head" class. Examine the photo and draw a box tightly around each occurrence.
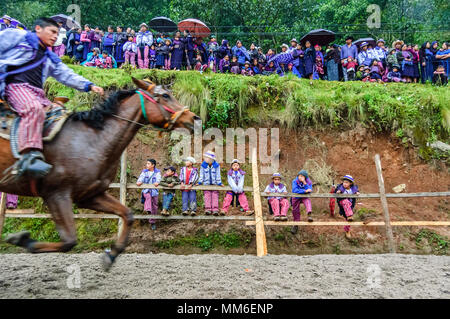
[132,77,199,132]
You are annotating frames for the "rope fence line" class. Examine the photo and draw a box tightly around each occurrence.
[0,150,448,256]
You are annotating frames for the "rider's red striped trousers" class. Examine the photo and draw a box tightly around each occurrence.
[5,83,52,152]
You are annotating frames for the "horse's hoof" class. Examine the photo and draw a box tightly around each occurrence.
[101,250,116,272]
[5,231,30,246]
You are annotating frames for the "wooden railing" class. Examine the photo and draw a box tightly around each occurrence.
[0,150,449,256]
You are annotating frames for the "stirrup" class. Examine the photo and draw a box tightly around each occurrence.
[17,150,53,179]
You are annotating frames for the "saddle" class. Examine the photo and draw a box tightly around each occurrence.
[0,97,71,159]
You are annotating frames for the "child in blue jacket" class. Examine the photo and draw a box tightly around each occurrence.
[291,170,313,223]
[198,151,222,215]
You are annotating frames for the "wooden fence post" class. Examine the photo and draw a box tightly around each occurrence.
[118,150,127,237]
[251,147,267,257]
[374,154,396,253]
[0,192,6,239]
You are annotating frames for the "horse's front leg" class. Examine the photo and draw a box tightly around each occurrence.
[6,192,77,253]
[77,192,134,271]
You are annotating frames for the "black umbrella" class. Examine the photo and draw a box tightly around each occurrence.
[149,16,177,33]
[51,14,81,30]
[300,29,336,46]
[353,37,376,48]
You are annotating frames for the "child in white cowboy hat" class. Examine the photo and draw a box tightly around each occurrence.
[198,151,223,215]
[334,175,360,239]
[264,173,290,221]
[180,156,199,216]
[221,159,254,216]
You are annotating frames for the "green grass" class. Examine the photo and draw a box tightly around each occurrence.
[154,228,252,252]
[414,228,449,255]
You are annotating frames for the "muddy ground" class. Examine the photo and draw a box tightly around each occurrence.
[0,253,448,299]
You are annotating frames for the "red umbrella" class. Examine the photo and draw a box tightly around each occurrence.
[178,18,210,38]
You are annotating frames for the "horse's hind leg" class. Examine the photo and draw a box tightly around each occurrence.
[6,193,77,253]
[77,192,134,270]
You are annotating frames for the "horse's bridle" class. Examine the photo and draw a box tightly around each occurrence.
[135,88,189,131]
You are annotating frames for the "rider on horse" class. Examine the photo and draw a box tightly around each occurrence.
[0,17,104,178]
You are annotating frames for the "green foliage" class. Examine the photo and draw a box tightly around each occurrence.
[206,101,233,129]
[415,228,449,255]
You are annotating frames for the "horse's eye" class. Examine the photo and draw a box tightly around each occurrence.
[162,93,170,99]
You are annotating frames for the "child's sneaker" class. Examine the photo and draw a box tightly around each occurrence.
[307,214,313,222]
[274,216,280,221]
[182,211,189,216]
[219,210,226,216]
[280,216,288,221]
[212,211,219,216]
[345,231,352,239]
[151,224,157,230]
[161,209,168,216]
[205,211,211,215]
[190,211,197,216]
[347,216,353,222]
[245,210,254,216]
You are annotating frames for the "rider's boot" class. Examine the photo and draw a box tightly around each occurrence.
[17,149,53,179]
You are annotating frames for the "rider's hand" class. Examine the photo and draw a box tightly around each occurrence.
[91,85,104,96]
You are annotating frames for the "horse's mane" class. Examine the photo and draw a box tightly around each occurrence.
[70,90,136,129]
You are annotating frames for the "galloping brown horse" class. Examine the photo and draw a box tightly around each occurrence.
[0,77,199,269]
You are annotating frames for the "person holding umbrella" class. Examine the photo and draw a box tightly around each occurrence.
[136,23,153,69]
[340,35,358,81]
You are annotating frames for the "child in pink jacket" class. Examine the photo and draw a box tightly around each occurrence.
[265,173,290,221]
[221,159,254,216]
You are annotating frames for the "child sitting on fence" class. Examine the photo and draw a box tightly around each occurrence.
[159,166,181,216]
[221,159,254,216]
[291,170,313,224]
[180,157,199,216]
[136,159,161,230]
[198,151,223,216]
[264,173,290,221]
[334,175,360,239]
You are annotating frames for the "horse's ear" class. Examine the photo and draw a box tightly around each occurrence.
[132,77,155,93]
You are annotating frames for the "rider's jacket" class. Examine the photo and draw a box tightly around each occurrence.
[0,28,94,98]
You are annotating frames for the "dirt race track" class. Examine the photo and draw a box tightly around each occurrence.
[0,253,448,299]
